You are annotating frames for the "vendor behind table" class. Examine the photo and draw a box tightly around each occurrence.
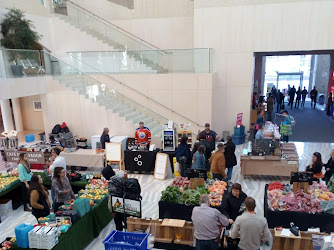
[135,121,151,150]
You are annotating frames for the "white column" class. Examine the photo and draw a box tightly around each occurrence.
[12,98,23,131]
[0,99,14,132]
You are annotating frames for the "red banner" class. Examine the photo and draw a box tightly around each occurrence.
[236,113,243,126]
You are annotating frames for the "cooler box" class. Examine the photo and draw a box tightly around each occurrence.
[232,134,246,145]
[25,134,35,143]
[234,126,245,136]
[15,223,34,248]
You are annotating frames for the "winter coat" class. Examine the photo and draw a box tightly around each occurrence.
[224,141,237,168]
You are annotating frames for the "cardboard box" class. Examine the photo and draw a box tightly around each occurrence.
[29,226,42,248]
[0,199,12,210]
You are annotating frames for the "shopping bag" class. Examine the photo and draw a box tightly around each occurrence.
[312,233,334,250]
[320,201,334,215]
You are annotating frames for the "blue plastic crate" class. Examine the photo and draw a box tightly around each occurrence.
[234,126,245,136]
[103,231,149,250]
[25,134,35,143]
[232,134,246,145]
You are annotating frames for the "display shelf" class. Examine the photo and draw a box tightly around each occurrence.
[177,130,192,149]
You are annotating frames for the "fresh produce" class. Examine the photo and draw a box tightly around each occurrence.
[171,177,190,189]
[1,240,12,250]
[160,185,209,205]
[160,186,182,203]
[0,176,19,190]
[308,182,334,201]
[207,180,227,206]
[268,181,284,191]
[328,176,334,193]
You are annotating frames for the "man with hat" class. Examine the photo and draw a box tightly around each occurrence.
[209,142,227,180]
[135,122,151,149]
[198,123,220,157]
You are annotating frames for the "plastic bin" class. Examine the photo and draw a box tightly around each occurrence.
[232,134,246,145]
[15,224,33,248]
[25,134,35,143]
[234,126,245,136]
[103,231,149,250]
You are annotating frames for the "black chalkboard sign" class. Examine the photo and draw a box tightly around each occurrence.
[290,171,313,184]
[187,169,208,180]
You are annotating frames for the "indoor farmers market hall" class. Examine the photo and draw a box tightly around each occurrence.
[0,0,334,249]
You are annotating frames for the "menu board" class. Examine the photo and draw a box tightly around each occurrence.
[105,143,122,162]
[154,153,169,180]
[290,171,313,184]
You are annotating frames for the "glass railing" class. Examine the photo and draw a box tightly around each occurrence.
[0,49,45,79]
[68,48,213,74]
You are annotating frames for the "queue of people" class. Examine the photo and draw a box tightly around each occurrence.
[176,123,237,181]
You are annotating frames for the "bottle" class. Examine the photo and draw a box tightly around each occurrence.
[128,142,131,150]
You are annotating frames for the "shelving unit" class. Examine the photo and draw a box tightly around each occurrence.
[177,130,193,149]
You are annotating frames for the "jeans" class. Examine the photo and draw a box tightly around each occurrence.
[180,162,188,177]
[302,96,306,106]
[195,239,219,250]
[51,185,55,210]
[311,98,316,109]
[227,168,233,181]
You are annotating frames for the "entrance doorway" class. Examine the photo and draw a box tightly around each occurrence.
[252,51,334,143]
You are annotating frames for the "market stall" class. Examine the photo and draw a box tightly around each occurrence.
[264,183,334,232]
[241,142,299,177]
[60,149,105,169]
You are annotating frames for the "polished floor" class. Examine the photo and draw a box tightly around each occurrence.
[0,141,333,249]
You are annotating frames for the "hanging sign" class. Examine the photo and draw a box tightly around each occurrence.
[236,113,243,126]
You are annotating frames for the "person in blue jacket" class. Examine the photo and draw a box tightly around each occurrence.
[176,136,191,177]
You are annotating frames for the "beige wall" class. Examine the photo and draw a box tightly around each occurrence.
[194,0,334,136]
[19,95,45,131]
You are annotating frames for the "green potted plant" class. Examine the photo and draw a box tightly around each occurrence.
[0,8,41,77]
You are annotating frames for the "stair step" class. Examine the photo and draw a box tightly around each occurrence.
[125,111,140,121]
[132,115,146,124]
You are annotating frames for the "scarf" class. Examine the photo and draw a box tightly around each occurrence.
[22,160,31,174]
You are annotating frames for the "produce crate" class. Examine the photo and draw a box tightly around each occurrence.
[103,230,149,250]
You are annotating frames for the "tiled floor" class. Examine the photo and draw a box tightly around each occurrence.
[0,141,333,249]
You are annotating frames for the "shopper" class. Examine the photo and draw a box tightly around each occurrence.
[327,92,333,117]
[276,89,283,112]
[324,150,334,184]
[306,152,324,182]
[220,183,247,222]
[281,110,292,142]
[255,123,265,140]
[301,87,308,107]
[49,135,62,147]
[266,95,274,121]
[288,85,296,109]
[198,123,220,158]
[100,127,110,149]
[192,195,232,250]
[255,110,265,128]
[52,167,75,213]
[18,153,33,211]
[310,86,318,109]
[192,145,206,170]
[209,142,227,180]
[176,136,191,177]
[29,175,51,220]
[230,197,271,250]
[295,87,302,108]
[49,147,66,211]
[271,86,277,103]
[224,136,237,181]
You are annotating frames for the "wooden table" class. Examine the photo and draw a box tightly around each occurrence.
[240,155,299,177]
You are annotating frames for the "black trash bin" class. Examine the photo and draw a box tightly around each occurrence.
[319,94,325,105]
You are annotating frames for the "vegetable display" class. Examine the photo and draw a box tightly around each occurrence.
[171,177,190,190]
[206,180,227,206]
[0,176,19,191]
[268,181,284,191]
[268,182,334,213]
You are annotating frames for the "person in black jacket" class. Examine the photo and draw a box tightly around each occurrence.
[306,152,323,182]
[288,85,296,109]
[100,127,110,149]
[324,150,334,184]
[176,136,191,177]
[224,136,237,181]
[220,183,247,225]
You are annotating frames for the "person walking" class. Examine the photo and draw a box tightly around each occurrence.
[327,92,333,117]
[29,175,51,220]
[192,145,206,170]
[266,95,274,121]
[310,86,318,109]
[289,85,296,109]
[271,86,277,103]
[52,167,75,213]
[209,142,227,180]
[176,136,191,177]
[295,87,302,108]
[301,87,308,107]
[231,197,271,250]
[276,89,283,112]
[18,153,33,211]
[224,136,237,181]
[281,110,292,142]
[192,194,232,250]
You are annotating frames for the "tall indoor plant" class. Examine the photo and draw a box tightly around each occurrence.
[0,8,41,77]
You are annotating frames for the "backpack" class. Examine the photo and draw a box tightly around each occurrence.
[61,126,70,133]
[52,124,61,134]
[108,176,125,197]
[124,178,141,200]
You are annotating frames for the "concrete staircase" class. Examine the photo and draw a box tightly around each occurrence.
[53,74,164,137]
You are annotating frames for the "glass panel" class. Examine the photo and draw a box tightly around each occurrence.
[68,48,213,74]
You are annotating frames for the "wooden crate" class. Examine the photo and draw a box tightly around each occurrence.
[174,221,194,246]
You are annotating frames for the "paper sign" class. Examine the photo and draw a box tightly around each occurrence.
[281,229,291,237]
[111,196,141,217]
[154,153,168,180]
[4,150,45,164]
[236,113,243,126]
[105,143,122,162]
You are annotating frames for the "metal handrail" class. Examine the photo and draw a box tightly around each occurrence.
[67,52,205,127]
[65,0,168,54]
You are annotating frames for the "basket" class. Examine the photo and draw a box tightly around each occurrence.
[103,231,148,250]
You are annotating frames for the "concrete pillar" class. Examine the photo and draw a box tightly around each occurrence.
[11,98,23,131]
[0,99,14,132]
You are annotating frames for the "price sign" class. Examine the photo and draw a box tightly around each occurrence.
[290,172,313,184]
